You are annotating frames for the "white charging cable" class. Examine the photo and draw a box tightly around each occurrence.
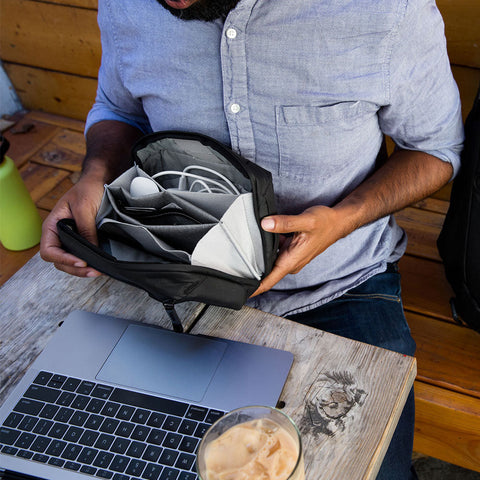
[151,165,241,195]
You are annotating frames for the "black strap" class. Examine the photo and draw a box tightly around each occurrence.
[163,302,184,333]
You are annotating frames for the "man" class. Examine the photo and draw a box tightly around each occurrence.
[40,0,464,477]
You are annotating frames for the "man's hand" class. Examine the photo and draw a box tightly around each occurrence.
[252,206,343,296]
[40,176,104,278]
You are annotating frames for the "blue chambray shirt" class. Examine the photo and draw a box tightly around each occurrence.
[87,0,463,317]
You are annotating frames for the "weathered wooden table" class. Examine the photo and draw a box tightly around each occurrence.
[0,253,416,479]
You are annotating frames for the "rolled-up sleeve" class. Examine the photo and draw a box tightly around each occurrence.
[379,0,464,177]
[85,0,151,135]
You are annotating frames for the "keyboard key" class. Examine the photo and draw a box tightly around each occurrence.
[178,437,198,454]
[18,415,38,432]
[185,406,207,422]
[14,432,35,449]
[77,446,99,465]
[81,465,98,475]
[30,435,51,453]
[62,443,83,460]
[163,416,181,432]
[205,409,224,424]
[80,429,100,446]
[14,398,44,416]
[33,419,54,435]
[101,417,120,433]
[142,445,162,463]
[175,453,195,471]
[111,437,131,454]
[48,457,65,467]
[64,425,84,443]
[46,439,67,457]
[39,403,59,419]
[193,423,209,438]
[116,421,135,437]
[163,433,182,450]
[3,412,24,428]
[178,420,197,436]
[33,371,53,385]
[116,405,135,421]
[178,472,197,480]
[131,424,151,441]
[126,440,147,458]
[93,450,114,469]
[85,414,104,430]
[147,412,166,428]
[49,422,69,439]
[48,374,67,388]
[24,384,61,403]
[63,377,82,392]
[132,409,150,424]
[113,474,130,480]
[95,433,115,450]
[159,449,178,467]
[110,454,130,473]
[142,462,163,480]
[72,394,90,410]
[65,460,81,471]
[32,453,49,463]
[1,445,18,456]
[77,381,96,395]
[92,384,114,399]
[160,467,180,480]
[126,458,147,476]
[102,402,121,417]
[96,469,114,479]
[57,391,76,406]
[87,398,107,413]
[17,449,34,459]
[54,406,74,423]
[147,429,166,446]
[70,410,90,426]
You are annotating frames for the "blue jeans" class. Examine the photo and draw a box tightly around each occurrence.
[286,264,417,480]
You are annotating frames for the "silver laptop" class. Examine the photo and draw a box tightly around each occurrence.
[0,310,293,480]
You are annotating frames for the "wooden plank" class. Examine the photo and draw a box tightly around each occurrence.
[411,197,449,215]
[30,129,85,171]
[2,117,60,168]
[399,255,454,321]
[437,0,480,69]
[41,0,97,8]
[395,207,444,261]
[192,305,416,480]
[19,161,70,202]
[36,175,77,211]
[26,111,86,133]
[0,0,101,78]
[408,311,480,398]
[414,381,480,472]
[3,63,97,121]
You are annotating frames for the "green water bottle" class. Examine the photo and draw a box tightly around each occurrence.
[0,134,43,250]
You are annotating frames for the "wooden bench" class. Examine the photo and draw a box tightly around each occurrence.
[1,0,480,472]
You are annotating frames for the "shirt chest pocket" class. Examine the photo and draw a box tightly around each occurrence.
[275,101,381,182]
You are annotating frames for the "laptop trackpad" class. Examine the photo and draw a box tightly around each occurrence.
[97,324,227,402]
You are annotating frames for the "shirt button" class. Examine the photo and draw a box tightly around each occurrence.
[226,28,237,39]
[230,103,241,114]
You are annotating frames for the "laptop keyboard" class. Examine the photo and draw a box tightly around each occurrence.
[0,371,225,480]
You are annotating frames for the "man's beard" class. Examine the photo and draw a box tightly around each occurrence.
[157,0,241,22]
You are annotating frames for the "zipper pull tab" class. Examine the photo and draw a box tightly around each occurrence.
[163,301,184,333]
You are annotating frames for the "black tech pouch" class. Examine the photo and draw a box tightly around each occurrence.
[57,131,279,332]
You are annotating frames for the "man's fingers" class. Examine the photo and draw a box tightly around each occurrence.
[261,213,315,235]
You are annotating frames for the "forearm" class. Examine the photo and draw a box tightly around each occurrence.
[82,120,144,183]
[331,149,453,239]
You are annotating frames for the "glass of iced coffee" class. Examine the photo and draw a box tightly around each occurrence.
[196,405,305,480]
